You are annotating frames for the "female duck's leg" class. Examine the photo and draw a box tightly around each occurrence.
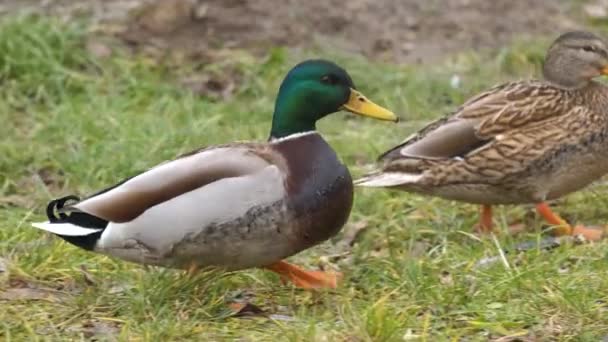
[264,260,342,289]
[476,204,494,233]
[535,202,605,241]
[187,263,199,277]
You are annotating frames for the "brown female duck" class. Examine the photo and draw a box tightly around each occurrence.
[356,31,608,240]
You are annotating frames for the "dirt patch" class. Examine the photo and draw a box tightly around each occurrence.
[0,0,591,63]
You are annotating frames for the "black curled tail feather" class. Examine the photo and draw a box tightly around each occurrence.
[45,195,108,251]
[46,195,81,223]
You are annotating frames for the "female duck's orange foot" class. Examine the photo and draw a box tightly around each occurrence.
[264,260,342,289]
[570,225,606,242]
[535,202,605,241]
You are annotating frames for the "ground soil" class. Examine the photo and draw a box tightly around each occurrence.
[0,0,591,63]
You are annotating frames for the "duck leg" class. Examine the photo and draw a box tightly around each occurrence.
[535,202,605,241]
[264,260,342,289]
[475,204,494,233]
[186,262,199,277]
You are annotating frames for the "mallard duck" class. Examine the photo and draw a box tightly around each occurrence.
[356,31,608,241]
[32,59,397,289]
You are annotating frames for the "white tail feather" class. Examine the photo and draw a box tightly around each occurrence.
[354,172,423,187]
[31,222,102,236]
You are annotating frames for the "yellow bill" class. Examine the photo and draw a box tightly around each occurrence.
[341,88,398,122]
[602,65,608,75]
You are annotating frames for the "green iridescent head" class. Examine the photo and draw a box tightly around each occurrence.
[269,59,397,139]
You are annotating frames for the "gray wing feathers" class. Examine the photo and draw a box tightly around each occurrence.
[74,147,272,222]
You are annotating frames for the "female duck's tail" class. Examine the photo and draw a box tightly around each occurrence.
[354,172,423,187]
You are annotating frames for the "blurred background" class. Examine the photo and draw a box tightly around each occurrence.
[2,0,605,64]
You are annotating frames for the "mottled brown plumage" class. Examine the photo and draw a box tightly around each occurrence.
[357,31,608,240]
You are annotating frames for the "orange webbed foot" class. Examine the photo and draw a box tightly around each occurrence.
[535,202,605,241]
[264,261,342,289]
[571,225,606,242]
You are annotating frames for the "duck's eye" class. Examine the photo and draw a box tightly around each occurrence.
[582,45,596,52]
[321,74,338,85]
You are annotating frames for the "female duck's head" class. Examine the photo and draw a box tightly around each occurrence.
[270,59,397,139]
[543,31,608,89]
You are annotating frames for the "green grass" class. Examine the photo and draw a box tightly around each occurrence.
[2,15,608,341]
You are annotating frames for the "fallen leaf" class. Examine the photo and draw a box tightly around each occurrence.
[584,3,608,19]
[315,221,369,266]
[0,257,7,274]
[86,39,113,59]
[487,302,504,310]
[10,239,52,252]
[475,256,501,269]
[268,314,295,322]
[506,222,526,235]
[0,287,66,302]
[35,167,64,187]
[193,2,209,19]
[368,245,390,259]
[477,236,568,269]
[597,300,608,315]
[80,265,97,286]
[403,329,421,340]
[0,257,8,285]
[180,75,237,100]
[0,194,33,208]
[338,220,370,248]
[492,334,535,342]
[408,241,430,258]
[8,278,28,288]
[228,302,266,318]
[108,283,134,294]
[373,38,393,51]
[450,74,461,89]
[66,319,120,339]
[133,0,196,34]
[439,271,453,286]
[513,237,565,252]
